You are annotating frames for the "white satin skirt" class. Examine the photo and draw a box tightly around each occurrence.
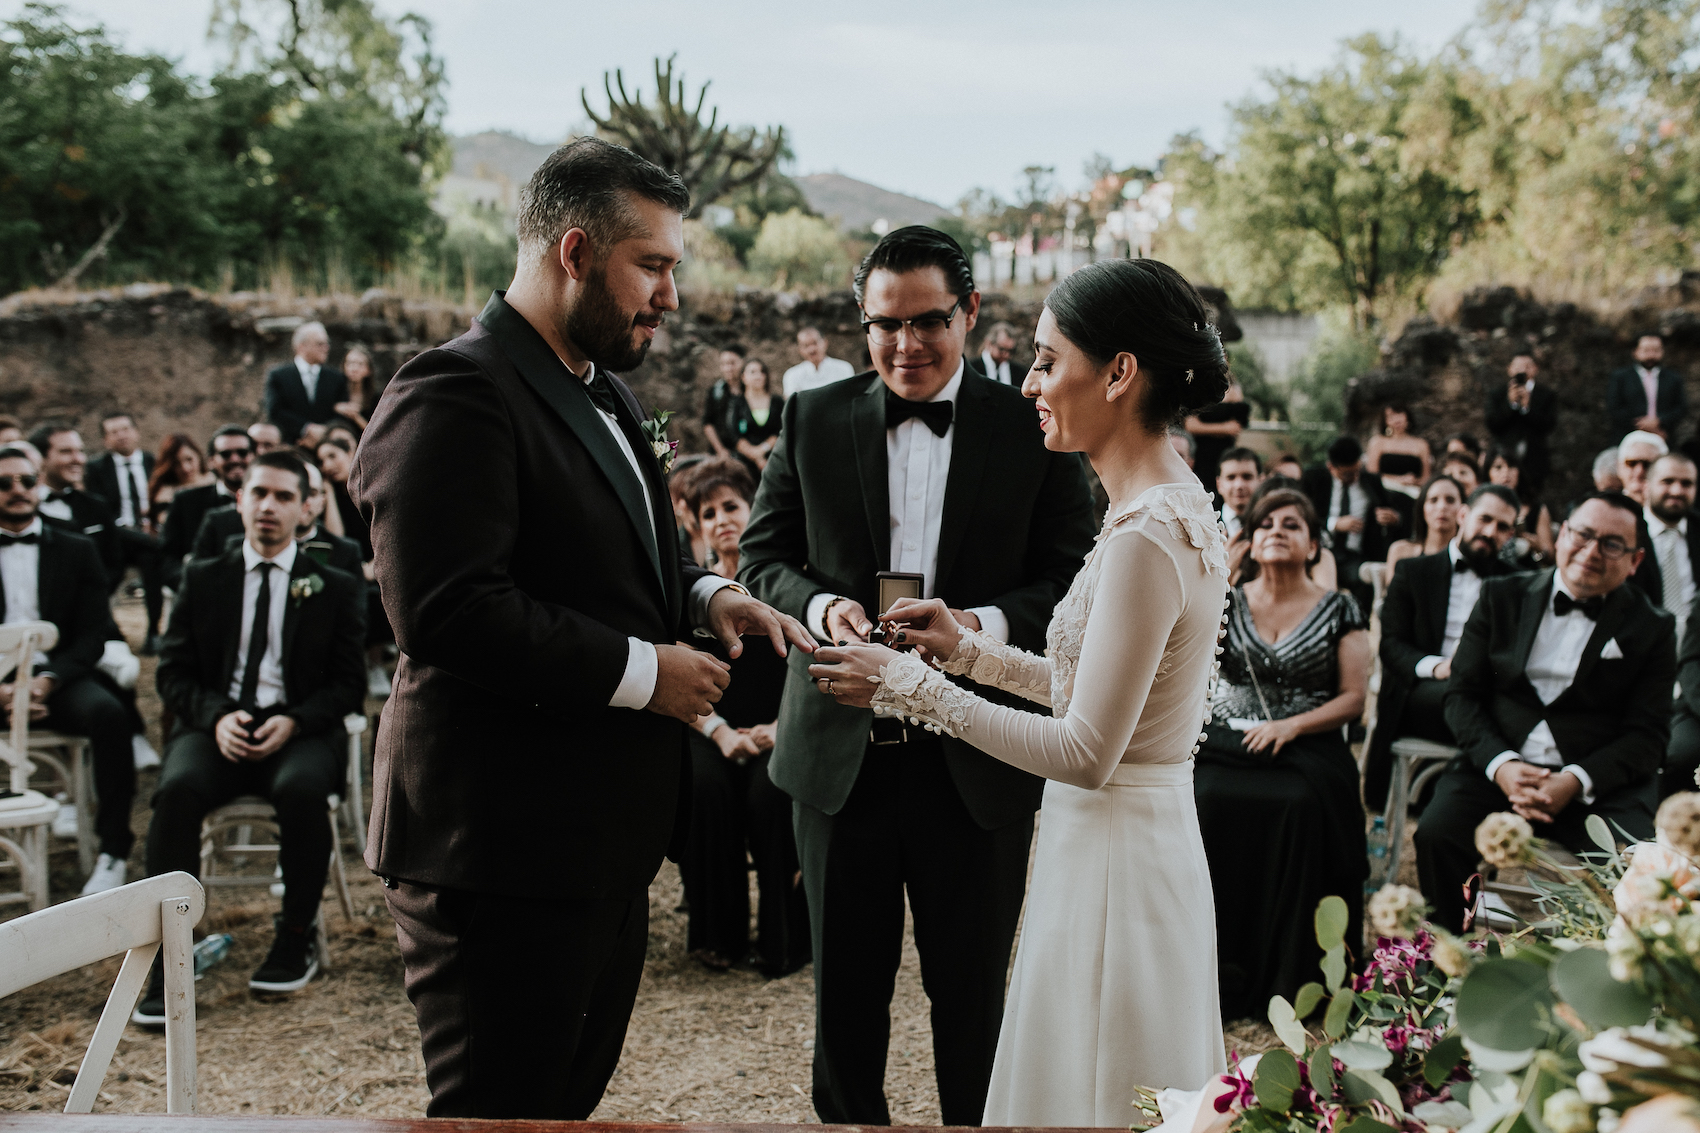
[982,760,1227,1127]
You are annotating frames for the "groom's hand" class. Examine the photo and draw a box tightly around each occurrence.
[706,588,814,659]
[648,645,731,722]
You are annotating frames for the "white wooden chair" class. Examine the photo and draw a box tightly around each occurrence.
[197,713,368,973]
[26,730,96,871]
[0,621,65,911]
[0,870,205,1113]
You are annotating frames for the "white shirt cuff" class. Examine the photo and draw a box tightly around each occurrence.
[967,605,1009,644]
[1414,655,1444,680]
[609,637,659,710]
[807,592,839,642]
[1562,764,1597,805]
[689,574,743,628]
[1485,752,1521,784]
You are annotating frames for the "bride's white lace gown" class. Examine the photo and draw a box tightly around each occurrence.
[870,483,1229,1127]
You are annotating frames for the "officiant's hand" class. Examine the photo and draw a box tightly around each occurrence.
[808,644,900,709]
[706,588,815,659]
[879,598,963,663]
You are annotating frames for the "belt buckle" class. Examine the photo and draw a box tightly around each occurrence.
[870,722,908,746]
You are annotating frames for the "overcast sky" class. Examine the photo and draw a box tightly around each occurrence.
[8,0,1482,205]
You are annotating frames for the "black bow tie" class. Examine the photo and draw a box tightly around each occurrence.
[583,368,621,418]
[885,390,953,437]
[45,489,70,502]
[0,531,39,544]
[1453,556,1479,575]
[1553,591,1605,620]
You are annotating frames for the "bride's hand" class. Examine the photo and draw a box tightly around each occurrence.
[879,598,962,662]
[807,644,901,708]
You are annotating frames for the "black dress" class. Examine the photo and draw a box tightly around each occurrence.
[722,393,783,479]
[1190,400,1250,492]
[1194,587,1369,1022]
[681,634,810,975]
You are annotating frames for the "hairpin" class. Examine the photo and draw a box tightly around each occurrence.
[1186,369,1195,383]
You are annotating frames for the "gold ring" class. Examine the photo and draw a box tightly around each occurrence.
[827,680,836,694]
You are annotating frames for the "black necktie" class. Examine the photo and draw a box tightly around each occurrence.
[238,562,274,710]
[1553,591,1604,620]
[0,531,38,545]
[885,390,953,437]
[584,368,621,418]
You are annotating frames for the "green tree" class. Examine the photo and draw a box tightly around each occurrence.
[746,209,849,289]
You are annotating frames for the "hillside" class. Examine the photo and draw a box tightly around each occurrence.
[795,173,949,232]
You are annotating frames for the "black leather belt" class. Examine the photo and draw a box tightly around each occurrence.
[869,717,915,746]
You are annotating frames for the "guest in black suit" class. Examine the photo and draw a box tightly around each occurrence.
[192,461,364,579]
[739,226,1097,1126]
[28,424,121,588]
[0,446,137,896]
[1300,436,1409,604]
[86,412,165,650]
[158,427,254,585]
[132,452,367,1021]
[967,320,1019,385]
[349,138,809,1120]
[1365,485,1521,809]
[1485,353,1559,498]
[1632,452,1700,640]
[1607,333,1687,442]
[1215,446,1261,541]
[264,321,350,447]
[1416,493,1674,932]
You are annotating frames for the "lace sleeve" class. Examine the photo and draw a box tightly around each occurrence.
[936,626,1052,706]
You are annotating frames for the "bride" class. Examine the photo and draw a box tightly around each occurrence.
[808,257,1232,1127]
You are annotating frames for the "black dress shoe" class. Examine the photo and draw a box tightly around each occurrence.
[250,921,318,993]
[131,958,166,1027]
[139,634,161,656]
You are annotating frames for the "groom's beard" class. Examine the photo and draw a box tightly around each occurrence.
[563,267,652,374]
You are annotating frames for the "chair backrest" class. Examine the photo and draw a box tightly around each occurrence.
[0,870,205,1113]
[0,621,58,793]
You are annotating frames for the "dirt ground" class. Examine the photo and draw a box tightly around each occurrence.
[0,594,1306,1119]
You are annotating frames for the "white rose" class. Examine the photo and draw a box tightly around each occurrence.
[1542,1089,1594,1133]
[1577,1071,1613,1105]
[880,656,928,697]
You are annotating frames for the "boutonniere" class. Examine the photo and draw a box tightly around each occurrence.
[289,574,325,607]
[640,408,679,476]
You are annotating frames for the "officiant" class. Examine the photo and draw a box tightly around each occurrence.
[739,226,1097,1127]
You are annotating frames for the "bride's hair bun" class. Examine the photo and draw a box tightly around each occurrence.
[1043,259,1234,428]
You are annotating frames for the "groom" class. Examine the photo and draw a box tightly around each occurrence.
[351,137,810,1120]
[740,226,1098,1125]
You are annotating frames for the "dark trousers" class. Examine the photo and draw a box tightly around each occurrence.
[1665,711,1700,800]
[115,526,164,634]
[385,880,648,1120]
[46,674,135,859]
[1415,760,1657,932]
[145,727,340,928]
[794,737,1033,1127]
[1399,678,1456,745]
[1334,549,1376,610]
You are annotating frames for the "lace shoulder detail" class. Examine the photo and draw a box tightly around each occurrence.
[936,626,1052,706]
[871,654,978,739]
[1102,485,1228,578]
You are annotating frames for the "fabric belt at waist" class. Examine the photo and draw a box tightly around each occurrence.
[1102,759,1194,787]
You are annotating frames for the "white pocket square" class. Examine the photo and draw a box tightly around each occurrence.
[1600,638,1624,660]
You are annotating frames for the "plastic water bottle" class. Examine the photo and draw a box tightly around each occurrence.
[1366,815,1390,892]
[193,933,234,978]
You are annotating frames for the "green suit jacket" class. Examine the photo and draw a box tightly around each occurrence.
[739,370,1098,829]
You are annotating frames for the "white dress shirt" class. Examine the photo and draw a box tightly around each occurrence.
[1328,477,1369,553]
[979,350,1014,386]
[1647,508,1694,643]
[1483,574,1599,802]
[36,489,72,522]
[228,540,295,710]
[1220,503,1242,541]
[0,519,51,673]
[111,451,149,527]
[805,362,1007,643]
[295,356,321,405]
[782,356,856,398]
[1414,540,1485,677]
[574,363,739,711]
[1638,365,1661,417]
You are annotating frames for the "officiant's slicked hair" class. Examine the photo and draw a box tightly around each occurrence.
[515,137,691,262]
[1043,258,1232,430]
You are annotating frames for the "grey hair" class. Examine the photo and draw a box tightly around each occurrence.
[515,136,691,263]
[1593,448,1619,479]
[1168,427,1197,459]
[292,321,328,349]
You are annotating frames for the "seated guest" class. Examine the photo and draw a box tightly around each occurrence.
[1617,430,1669,505]
[1365,485,1521,809]
[1215,446,1261,540]
[30,423,121,589]
[0,446,137,895]
[192,460,363,578]
[0,415,23,445]
[147,433,210,533]
[1271,453,1303,481]
[1666,613,1700,799]
[679,458,809,976]
[248,422,284,455]
[1633,453,1700,643]
[702,344,745,459]
[316,436,390,697]
[1445,432,1482,464]
[667,455,712,567]
[1383,474,1466,578]
[1440,452,1481,496]
[1301,436,1408,605]
[1196,488,1370,1021]
[1168,428,1196,469]
[1365,403,1431,493]
[1594,447,1624,492]
[1230,475,1338,590]
[333,346,376,433]
[1486,445,1554,563]
[159,427,254,583]
[87,412,165,652]
[135,452,366,1020]
[265,321,348,447]
[1416,493,1673,933]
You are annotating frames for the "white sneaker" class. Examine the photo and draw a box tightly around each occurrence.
[81,853,127,896]
[52,801,78,839]
[366,662,392,699]
[132,734,160,770]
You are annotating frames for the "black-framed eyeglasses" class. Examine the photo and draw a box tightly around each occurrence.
[0,474,37,492]
[861,300,962,346]
[1562,524,1634,559]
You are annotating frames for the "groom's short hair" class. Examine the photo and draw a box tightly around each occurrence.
[515,136,691,262]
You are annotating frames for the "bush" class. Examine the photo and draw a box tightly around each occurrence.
[747,209,849,289]
[1285,318,1381,461]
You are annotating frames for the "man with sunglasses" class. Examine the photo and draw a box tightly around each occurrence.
[740,226,1096,1126]
[1616,429,1668,505]
[1414,492,1673,932]
[0,446,137,895]
[159,426,253,587]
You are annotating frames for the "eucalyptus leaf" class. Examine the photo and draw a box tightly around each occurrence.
[1461,1036,1534,1072]
[1252,1046,1299,1115]
[1323,988,1354,1038]
[1333,1039,1395,1070]
[1550,945,1654,1030]
[1316,895,1348,951]
[1456,958,1554,1051]
[1322,944,1347,993]
[1268,995,1308,1056]
[1586,813,1616,856]
[1424,1032,1465,1088]
[1412,1099,1473,1129]
[1337,1118,1396,1133]
[1308,1043,1335,1096]
[1294,981,1325,1019]
[1341,1068,1403,1112]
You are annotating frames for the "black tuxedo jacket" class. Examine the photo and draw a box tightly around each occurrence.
[3,525,112,688]
[1631,510,1700,612]
[157,548,365,739]
[739,370,1098,829]
[1300,464,1409,562]
[265,362,350,443]
[85,451,155,523]
[965,353,1017,386]
[1607,365,1688,439]
[40,489,121,589]
[159,481,238,575]
[350,291,715,901]
[1485,383,1558,484]
[1444,569,1674,800]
